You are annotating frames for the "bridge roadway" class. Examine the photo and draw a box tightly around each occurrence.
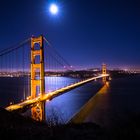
[6,74,109,112]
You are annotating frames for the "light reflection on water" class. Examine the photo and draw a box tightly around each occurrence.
[44,77,103,123]
[45,77,80,93]
[0,76,80,107]
[0,76,103,124]
[1,75,140,128]
[44,75,140,126]
[85,75,140,128]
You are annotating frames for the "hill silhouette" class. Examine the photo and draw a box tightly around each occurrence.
[0,108,140,140]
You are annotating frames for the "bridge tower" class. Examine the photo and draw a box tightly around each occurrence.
[31,35,45,121]
[102,63,107,83]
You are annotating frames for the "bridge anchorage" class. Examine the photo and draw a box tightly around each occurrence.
[31,35,45,121]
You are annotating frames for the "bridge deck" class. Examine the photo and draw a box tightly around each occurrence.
[6,74,109,112]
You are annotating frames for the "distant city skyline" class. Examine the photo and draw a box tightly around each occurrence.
[0,0,140,69]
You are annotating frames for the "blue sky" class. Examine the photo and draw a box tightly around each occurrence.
[0,0,140,69]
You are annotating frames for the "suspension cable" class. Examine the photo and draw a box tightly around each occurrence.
[43,37,72,71]
[0,38,30,57]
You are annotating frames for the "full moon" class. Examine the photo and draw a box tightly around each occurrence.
[49,4,58,15]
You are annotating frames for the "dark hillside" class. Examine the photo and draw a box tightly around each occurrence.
[0,108,140,140]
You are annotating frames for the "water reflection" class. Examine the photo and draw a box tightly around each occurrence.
[86,76,140,129]
[1,75,140,128]
[0,77,30,107]
[45,77,80,92]
[0,76,103,124]
[44,78,103,123]
[84,82,110,126]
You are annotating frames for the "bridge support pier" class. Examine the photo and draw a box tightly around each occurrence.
[31,35,45,121]
[31,102,45,121]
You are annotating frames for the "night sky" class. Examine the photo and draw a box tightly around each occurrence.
[0,0,140,69]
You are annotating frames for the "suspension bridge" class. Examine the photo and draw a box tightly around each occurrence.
[0,35,109,121]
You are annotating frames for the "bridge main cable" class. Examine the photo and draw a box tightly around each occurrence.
[0,38,30,56]
[43,37,72,71]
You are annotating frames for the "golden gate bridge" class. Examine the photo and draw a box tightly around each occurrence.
[0,35,109,122]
